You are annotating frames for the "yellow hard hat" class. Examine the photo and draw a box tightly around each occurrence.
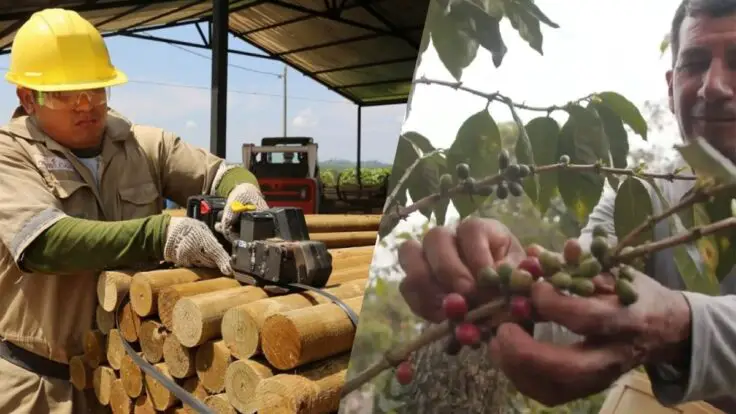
[5,8,127,92]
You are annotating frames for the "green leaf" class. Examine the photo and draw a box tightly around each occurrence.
[659,33,671,57]
[702,196,736,282]
[511,106,538,203]
[431,2,480,80]
[446,109,503,217]
[556,106,606,223]
[515,0,559,28]
[593,103,629,169]
[613,177,654,246]
[408,155,443,220]
[448,0,507,67]
[676,136,736,183]
[503,0,544,55]
[644,180,721,295]
[524,117,560,213]
[596,91,648,140]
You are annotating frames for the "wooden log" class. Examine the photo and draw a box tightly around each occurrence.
[254,354,349,414]
[329,254,375,270]
[83,330,107,368]
[106,329,126,370]
[204,394,235,414]
[118,302,141,342]
[221,278,367,359]
[139,320,168,363]
[261,296,363,370]
[224,359,274,414]
[110,378,133,414]
[133,394,155,414]
[157,277,241,330]
[162,335,196,379]
[143,363,179,410]
[182,376,209,414]
[328,245,374,260]
[324,265,370,287]
[162,210,382,234]
[195,340,232,393]
[130,268,220,317]
[93,365,117,406]
[172,286,269,347]
[96,305,115,334]
[120,352,144,398]
[301,214,381,233]
[310,231,377,248]
[70,355,94,390]
[98,270,134,312]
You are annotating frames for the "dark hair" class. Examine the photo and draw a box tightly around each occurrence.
[671,0,736,65]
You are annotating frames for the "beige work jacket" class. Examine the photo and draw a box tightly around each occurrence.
[0,108,224,364]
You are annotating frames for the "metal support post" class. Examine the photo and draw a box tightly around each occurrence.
[210,0,229,158]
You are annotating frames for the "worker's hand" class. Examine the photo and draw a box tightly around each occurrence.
[163,217,233,275]
[397,217,526,323]
[490,266,692,406]
[215,183,269,242]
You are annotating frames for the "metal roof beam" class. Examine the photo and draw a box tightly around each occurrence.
[358,1,420,50]
[274,32,384,57]
[335,77,413,89]
[116,32,278,60]
[229,28,362,105]
[312,56,416,75]
[268,0,396,36]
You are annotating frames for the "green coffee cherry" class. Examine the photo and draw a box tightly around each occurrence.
[559,154,571,165]
[439,174,454,195]
[508,269,534,294]
[615,278,638,305]
[456,163,470,179]
[497,263,514,285]
[539,250,563,275]
[569,278,595,296]
[577,257,603,278]
[508,182,524,197]
[496,182,509,200]
[499,150,510,170]
[547,271,572,290]
[477,266,500,289]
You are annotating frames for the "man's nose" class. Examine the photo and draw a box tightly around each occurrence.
[698,60,735,102]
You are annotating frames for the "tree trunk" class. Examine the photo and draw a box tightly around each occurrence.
[400,335,516,414]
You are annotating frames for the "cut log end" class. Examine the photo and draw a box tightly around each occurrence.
[171,300,203,348]
[143,363,178,411]
[204,394,235,414]
[93,365,117,406]
[118,302,141,342]
[120,352,144,399]
[162,335,195,379]
[83,330,106,369]
[70,355,93,390]
[224,359,273,414]
[220,305,259,360]
[110,378,133,414]
[106,329,125,370]
[139,320,168,363]
[98,271,133,312]
[195,340,232,394]
[129,277,155,317]
[260,315,302,370]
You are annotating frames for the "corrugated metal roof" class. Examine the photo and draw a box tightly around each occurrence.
[0,0,427,106]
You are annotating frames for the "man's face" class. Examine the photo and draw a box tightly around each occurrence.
[668,13,736,161]
[18,88,108,149]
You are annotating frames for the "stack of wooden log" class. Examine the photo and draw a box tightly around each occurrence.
[71,214,380,414]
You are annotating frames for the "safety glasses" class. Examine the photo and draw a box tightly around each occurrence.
[34,87,110,110]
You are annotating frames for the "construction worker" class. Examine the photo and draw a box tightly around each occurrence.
[398,0,736,412]
[0,8,269,413]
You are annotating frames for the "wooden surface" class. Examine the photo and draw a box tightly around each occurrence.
[599,370,723,414]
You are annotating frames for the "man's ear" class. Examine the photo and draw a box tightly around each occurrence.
[666,70,674,113]
[16,88,34,115]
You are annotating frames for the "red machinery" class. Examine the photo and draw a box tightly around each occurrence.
[242,137,321,214]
